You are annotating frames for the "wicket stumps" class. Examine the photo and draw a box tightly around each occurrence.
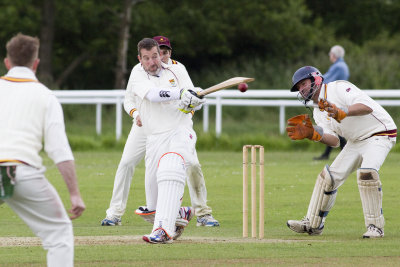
[242,145,264,239]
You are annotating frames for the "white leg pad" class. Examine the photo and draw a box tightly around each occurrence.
[157,152,186,184]
[357,168,384,228]
[153,153,186,236]
[306,165,337,229]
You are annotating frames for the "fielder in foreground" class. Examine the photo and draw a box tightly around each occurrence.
[286,66,396,238]
[0,33,85,266]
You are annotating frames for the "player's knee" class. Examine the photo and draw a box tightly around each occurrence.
[157,152,186,184]
[357,168,381,188]
[357,168,379,181]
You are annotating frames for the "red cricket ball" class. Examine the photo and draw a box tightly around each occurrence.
[238,83,248,92]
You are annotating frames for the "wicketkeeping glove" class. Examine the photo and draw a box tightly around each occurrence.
[318,99,348,123]
[178,88,206,113]
[286,114,323,141]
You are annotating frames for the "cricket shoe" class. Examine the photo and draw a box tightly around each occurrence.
[363,224,384,238]
[101,216,121,226]
[135,206,156,224]
[196,214,220,227]
[143,228,173,244]
[286,217,323,236]
[173,206,194,240]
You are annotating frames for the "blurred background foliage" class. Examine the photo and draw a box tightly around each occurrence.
[0,0,399,90]
[0,0,399,150]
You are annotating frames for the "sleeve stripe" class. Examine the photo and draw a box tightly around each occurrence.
[129,108,137,117]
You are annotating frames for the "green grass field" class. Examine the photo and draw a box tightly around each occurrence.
[1,150,400,266]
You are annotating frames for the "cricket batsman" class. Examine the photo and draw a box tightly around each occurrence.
[286,66,396,238]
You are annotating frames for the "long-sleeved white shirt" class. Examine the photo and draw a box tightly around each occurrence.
[0,67,73,168]
[124,63,194,135]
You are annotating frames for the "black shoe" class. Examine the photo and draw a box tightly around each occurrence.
[313,155,329,160]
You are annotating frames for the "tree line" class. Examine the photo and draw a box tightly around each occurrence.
[0,0,399,90]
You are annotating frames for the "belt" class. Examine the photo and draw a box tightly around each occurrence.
[371,129,397,138]
[0,159,30,166]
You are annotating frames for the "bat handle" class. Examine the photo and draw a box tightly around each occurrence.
[194,91,204,99]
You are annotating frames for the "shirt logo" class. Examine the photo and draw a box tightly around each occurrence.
[169,79,177,86]
[346,88,351,92]
[159,90,170,97]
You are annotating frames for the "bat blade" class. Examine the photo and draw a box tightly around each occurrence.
[197,77,255,97]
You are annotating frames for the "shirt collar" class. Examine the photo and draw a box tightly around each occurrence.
[334,58,344,64]
[5,67,38,81]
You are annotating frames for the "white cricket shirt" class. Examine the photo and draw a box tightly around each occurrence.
[0,67,73,168]
[125,63,194,135]
[313,80,397,141]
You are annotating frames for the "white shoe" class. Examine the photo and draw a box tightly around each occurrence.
[173,207,194,240]
[363,224,384,238]
[143,228,173,244]
[287,217,323,236]
[101,217,121,226]
[196,214,220,227]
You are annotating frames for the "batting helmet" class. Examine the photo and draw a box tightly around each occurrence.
[290,66,324,92]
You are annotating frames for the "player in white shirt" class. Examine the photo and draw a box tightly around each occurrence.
[0,34,85,266]
[285,66,396,238]
[149,36,219,226]
[128,38,204,243]
[101,36,219,229]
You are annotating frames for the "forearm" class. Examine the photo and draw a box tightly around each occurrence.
[56,160,81,196]
[320,133,340,147]
[347,103,372,116]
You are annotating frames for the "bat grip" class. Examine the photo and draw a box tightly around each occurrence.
[193,91,204,99]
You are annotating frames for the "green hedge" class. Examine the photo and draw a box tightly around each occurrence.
[67,132,399,153]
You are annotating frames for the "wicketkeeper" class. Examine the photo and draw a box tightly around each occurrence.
[286,66,396,238]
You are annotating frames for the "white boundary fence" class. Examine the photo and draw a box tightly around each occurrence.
[54,90,125,140]
[203,90,400,136]
[54,89,400,140]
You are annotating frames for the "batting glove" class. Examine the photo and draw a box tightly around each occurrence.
[318,99,348,123]
[178,88,205,113]
[192,87,204,95]
[286,114,323,141]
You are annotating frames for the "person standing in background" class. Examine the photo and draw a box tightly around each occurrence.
[314,45,349,160]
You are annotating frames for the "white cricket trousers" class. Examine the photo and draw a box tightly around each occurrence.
[106,124,146,219]
[3,165,74,267]
[186,157,212,216]
[329,136,396,189]
[106,123,212,218]
[145,126,198,211]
